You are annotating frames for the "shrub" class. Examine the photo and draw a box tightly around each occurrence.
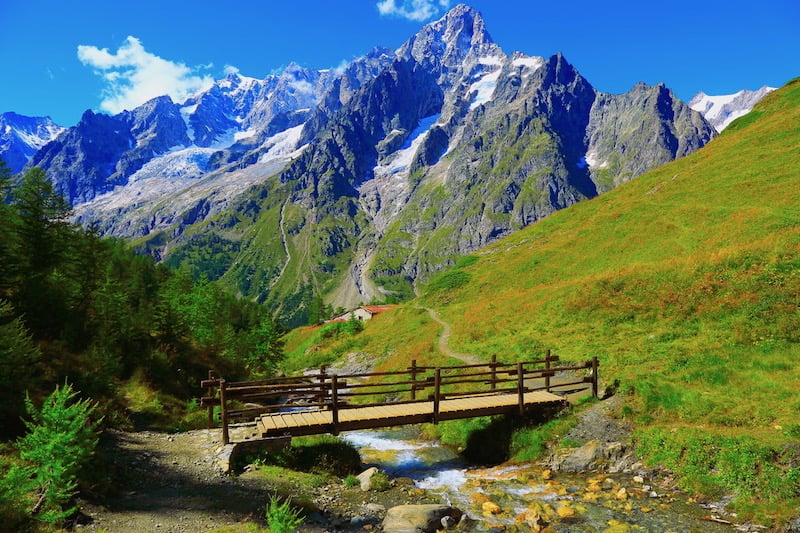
[0,463,34,530]
[317,316,363,340]
[369,470,391,491]
[265,496,303,533]
[0,300,40,436]
[252,435,361,477]
[9,383,100,526]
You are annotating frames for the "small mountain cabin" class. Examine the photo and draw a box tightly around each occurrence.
[327,305,397,323]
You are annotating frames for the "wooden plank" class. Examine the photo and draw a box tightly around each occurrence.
[273,413,293,430]
[260,414,279,431]
[242,386,567,439]
[373,405,401,419]
[290,412,315,427]
[304,410,331,425]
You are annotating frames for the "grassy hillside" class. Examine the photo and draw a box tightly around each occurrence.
[284,79,800,523]
[420,79,800,520]
[424,79,799,418]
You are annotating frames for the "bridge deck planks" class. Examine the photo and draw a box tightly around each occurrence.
[254,390,565,438]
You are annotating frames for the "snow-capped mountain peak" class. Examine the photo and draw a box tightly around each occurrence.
[689,86,775,131]
[397,3,503,88]
[0,112,64,173]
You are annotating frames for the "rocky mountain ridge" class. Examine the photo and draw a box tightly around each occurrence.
[0,4,769,325]
[688,85,775,131]
[0,112,63,173]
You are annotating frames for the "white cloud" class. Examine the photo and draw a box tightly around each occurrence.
[77,36,214,114]
[333,59,350,76]
[376,0,451,22]
[289,79,315,96]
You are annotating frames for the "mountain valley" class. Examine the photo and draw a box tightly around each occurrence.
[1,5,759,326]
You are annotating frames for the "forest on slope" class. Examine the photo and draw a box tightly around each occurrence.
[0,163,285,436]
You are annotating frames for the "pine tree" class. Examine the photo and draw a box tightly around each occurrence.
[15,383,100,525]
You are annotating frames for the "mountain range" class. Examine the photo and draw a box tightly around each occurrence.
[0,4,771,326]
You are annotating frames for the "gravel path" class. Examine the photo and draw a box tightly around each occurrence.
[420,306,483,365]
[75,428,437,533]
[77,429,271,532]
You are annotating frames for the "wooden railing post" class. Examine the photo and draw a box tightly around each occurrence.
[591,356,599,398]
[331,374,339,435]
[207,370,216,429]
[410,359,417,400]
[318,365,328,406]
[219,379,229,445]
[517,362,525,415]
[544,349,551,393]
[433,367,441,424]
[490,354,497,391]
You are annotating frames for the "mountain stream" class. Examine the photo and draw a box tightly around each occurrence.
[341,427,734,532]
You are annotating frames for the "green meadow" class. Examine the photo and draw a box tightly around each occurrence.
[283,79,800,524]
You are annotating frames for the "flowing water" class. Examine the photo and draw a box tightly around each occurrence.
[341,428,733,532]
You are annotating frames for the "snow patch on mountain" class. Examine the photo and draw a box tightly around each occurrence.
[361,114,444,234]
[234,128,257,142]
[74,124,306,237]
[16,123,63,150]
[179,104,198,143]
[512,55,544,77]
[374,114,442,178]
[579,150,608,170]
[210,128,247,150]
[0,112,64,172]
[258,124,305,162]
[479,55,504,67]
[689,86,775,131]
[469,67,502,110]
[218,74,259,92]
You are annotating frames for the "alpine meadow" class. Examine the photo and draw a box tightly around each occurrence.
[286,79,800,524]
[1,2,799,531]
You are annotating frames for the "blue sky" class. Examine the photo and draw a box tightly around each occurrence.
[1,0,797,126]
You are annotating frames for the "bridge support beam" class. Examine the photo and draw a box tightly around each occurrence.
[517,362,525,415]
[432,368,441,424]
[219,379,229,445]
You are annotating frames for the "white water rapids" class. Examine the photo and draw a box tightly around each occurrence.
[340,428,735,532]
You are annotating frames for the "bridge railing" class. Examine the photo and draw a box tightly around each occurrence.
[201,351,598,444]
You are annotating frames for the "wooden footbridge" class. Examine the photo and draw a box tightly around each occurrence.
[201,353,598,444]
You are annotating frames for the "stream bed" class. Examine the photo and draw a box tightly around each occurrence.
[341,427,734,532]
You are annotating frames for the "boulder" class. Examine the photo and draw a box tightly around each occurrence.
[357,466,379,491]
[481,501,502,516]
[549,439,602,472]
[545,439,635,472]
[382,504,462,533]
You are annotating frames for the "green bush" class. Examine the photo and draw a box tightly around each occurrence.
[265,496,303,533]
[369,470,391,491]
[0,383,100,526]
[510,417,577,463]
[252,435,361,477]
[0,462,34,530]
[0,300,40,435]
[317,316,364,340]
